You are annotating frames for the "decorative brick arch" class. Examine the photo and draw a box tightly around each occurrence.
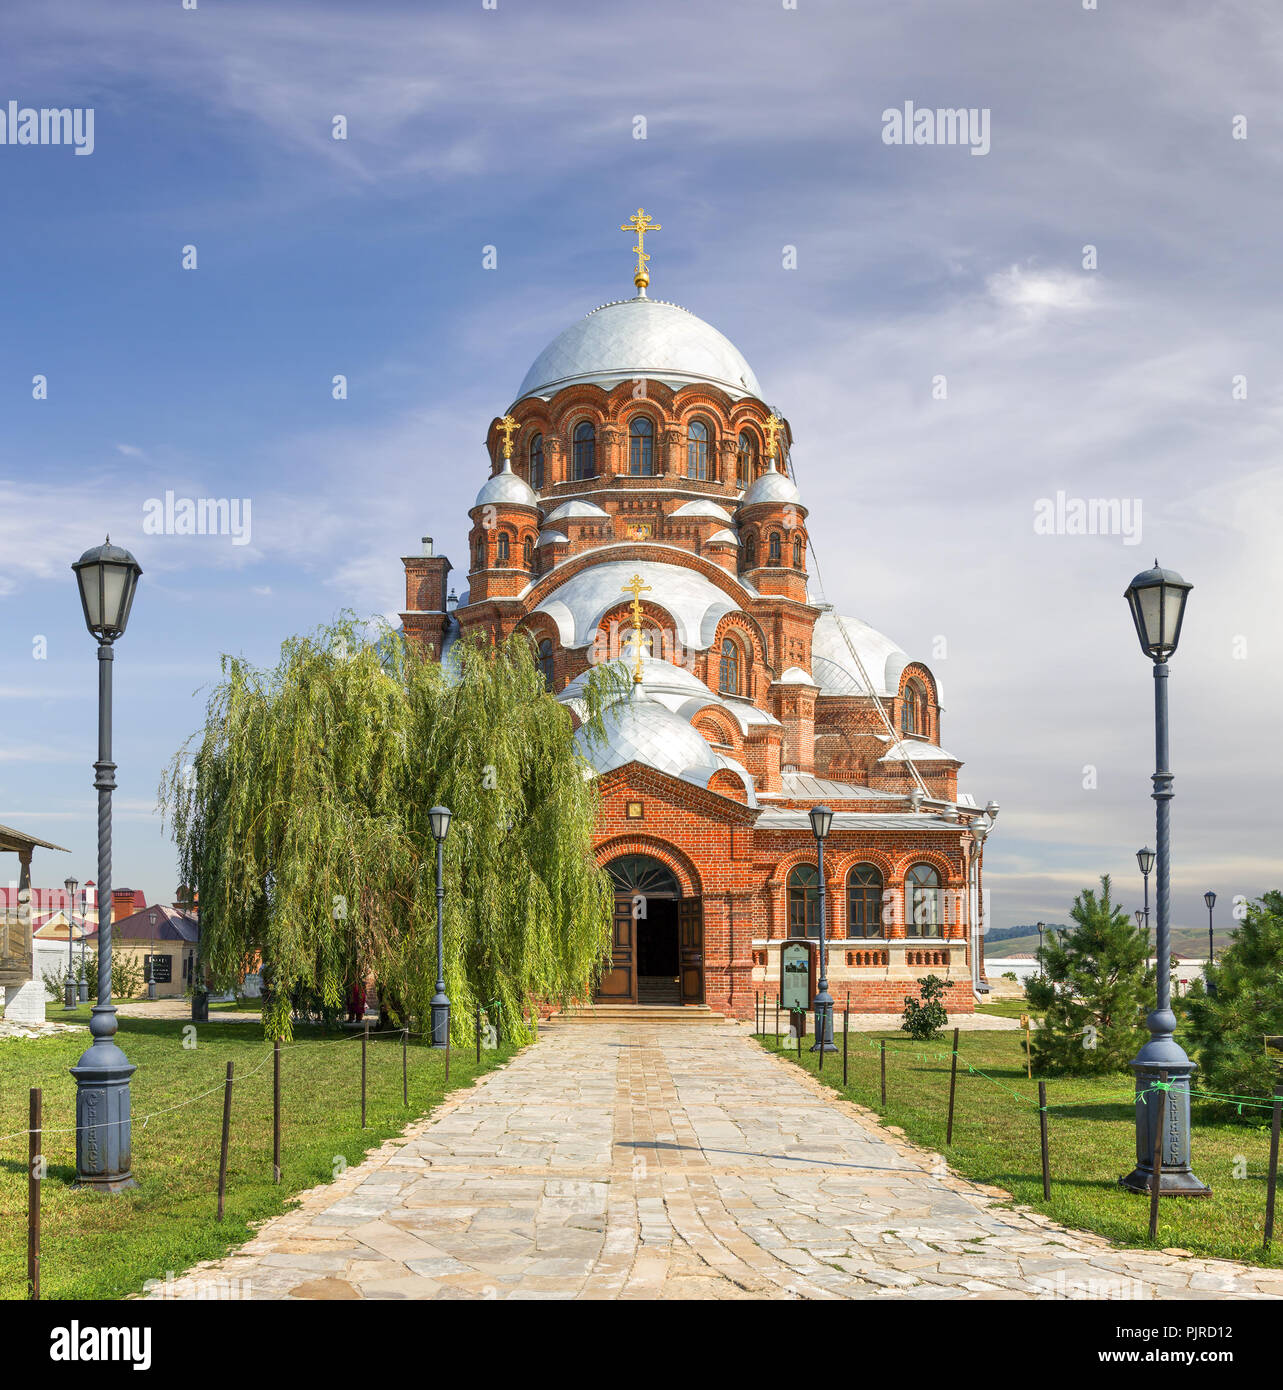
[688,702,744,754]
[594,835,702,899]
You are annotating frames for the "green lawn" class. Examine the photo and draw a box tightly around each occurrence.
[2,1009,520,1299]
[974,1000,1032,1020]
[756,1026,1281,1268]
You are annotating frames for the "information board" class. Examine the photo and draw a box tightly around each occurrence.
[779,940,813,1012]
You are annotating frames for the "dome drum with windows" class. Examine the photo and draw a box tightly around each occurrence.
[399,209,996,1018]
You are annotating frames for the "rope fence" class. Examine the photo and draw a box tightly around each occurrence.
[752,990,1283,1260]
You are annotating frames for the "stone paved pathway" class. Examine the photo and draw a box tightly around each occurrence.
[151,1020,1283,1301]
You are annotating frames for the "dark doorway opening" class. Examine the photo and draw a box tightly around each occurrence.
[636,898,680,1004]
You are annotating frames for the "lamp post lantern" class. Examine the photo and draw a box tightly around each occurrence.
[1036,921,1045,975]
[429,805,452,1048]
[69,537,142,1191]
[807,804,837,1052]
[1204,890,1217,996]
[1136,846,1154,969]
[1119,562,1208,1196]
[63,876,79,1009]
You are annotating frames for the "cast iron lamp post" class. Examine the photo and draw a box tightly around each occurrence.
[63,875,79,1009]
[1119,562,1209,1196]
[807,804,836,1052]
[1036,921,1045,975]
[1136,846,1154,969]
[69,537,142,1191]
[78,886,89,1002]
[429,805,452,1048]
[1204,890,1217,997]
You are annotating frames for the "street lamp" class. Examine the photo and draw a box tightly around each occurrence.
[1120,561,1208,1196]
[1136,845,1154,969]
[69,538,142,1190]
[1204,890,1217,996]
[63,876,79,1009]
[78,885,89,1003]
[429,805,452,1048]
[807,804,836,1052]
[1036,921,1045,975]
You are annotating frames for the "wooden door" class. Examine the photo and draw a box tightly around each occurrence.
[597,895,636,1001]
[678,898,703,1004]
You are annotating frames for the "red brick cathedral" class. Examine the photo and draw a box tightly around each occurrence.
[402,213,997,1017]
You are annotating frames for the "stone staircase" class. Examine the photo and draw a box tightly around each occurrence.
[546,1003,727,1025]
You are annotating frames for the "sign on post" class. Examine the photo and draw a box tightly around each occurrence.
[144,954,172,984]
[779,939,814,1014]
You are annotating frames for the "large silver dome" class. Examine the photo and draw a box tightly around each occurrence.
[514,296,763,402]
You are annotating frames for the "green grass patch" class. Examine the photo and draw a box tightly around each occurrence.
[756,1026,1280,1268]
[974,1000,1033,1020]
[2,1011,520,1299]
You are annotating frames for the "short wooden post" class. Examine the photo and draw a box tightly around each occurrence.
[818,1008,824,1074]
[272,1039,281,1184]
[774,998,780,1049]
[1037,1080,1051,1199]
[1023,1013,1032,1079]
[361,1021,369,1128]
[217,1061,234,1222]
[797,1014,803,1062]
[946,1027,960,1145]
[1148,1070,1168,1241]
[475,1006,481,1064]
[402,1025,409,1107]
[880,1038,887,1110]
[842,1007,849,1086]
[27,1087,40,1300]
[1264,1087,1281,1252]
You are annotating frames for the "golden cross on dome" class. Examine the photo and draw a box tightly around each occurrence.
[621,572,652,683]
[763,413,783,462]
[620,207,661,291]
[497,414,522,458]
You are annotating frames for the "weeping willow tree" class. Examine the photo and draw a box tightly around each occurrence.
[159,615,630,1041]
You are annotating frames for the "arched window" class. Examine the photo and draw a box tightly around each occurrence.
[768,532,782,563]
[847,864,884,938]
[905,863,942,938]
[744,532,758,567]
[736,431,756,490]
[474,537,486,570]
[686,419,709,480]
[537,639,555,691]
[902,680,924,736]
[718,637,740,695]
[496,531,509,564]
[572,421,596,480]
[529,433,544,490]
[792,535,803,568]
[628,416,654,475]
[523,535,534,569]
[788,863,820,938]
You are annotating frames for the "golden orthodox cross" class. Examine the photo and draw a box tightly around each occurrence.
[763,413,783,461]
[497,414,522,458]
[621,572,652,682]
[620,207,661,290]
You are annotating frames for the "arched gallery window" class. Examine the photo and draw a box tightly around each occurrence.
[572,421,596,480]
[744,533,758,567]
[686,419,709,480]
[522,535,534,569]
[537,639,555,690]
[792,535,803,568]
[496,532,510,564]
[905,863,942,938]
[768,532,782,563]
[902,680,924,736]
[736,431,756,489]
[528,433,544,490]
[718,637,740,695]
[788,863,820,938]
[628,416,654,475]
[847,863,884,938]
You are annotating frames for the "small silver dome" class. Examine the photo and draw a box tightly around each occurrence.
[669,499,734,521]
[574,687,719,779]
[474,460,538,510]
[740,466,801,508]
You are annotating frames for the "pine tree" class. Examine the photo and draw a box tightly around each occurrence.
[1183,890,1283,1112]
[159,615,630,1041]
[1024,875,1153,1074]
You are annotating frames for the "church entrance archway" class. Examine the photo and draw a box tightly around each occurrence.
[597,854,703,1006]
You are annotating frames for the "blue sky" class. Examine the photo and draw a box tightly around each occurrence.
[2,0,1280,931]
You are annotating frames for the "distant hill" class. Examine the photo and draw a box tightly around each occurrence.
[987,925,1238,960]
